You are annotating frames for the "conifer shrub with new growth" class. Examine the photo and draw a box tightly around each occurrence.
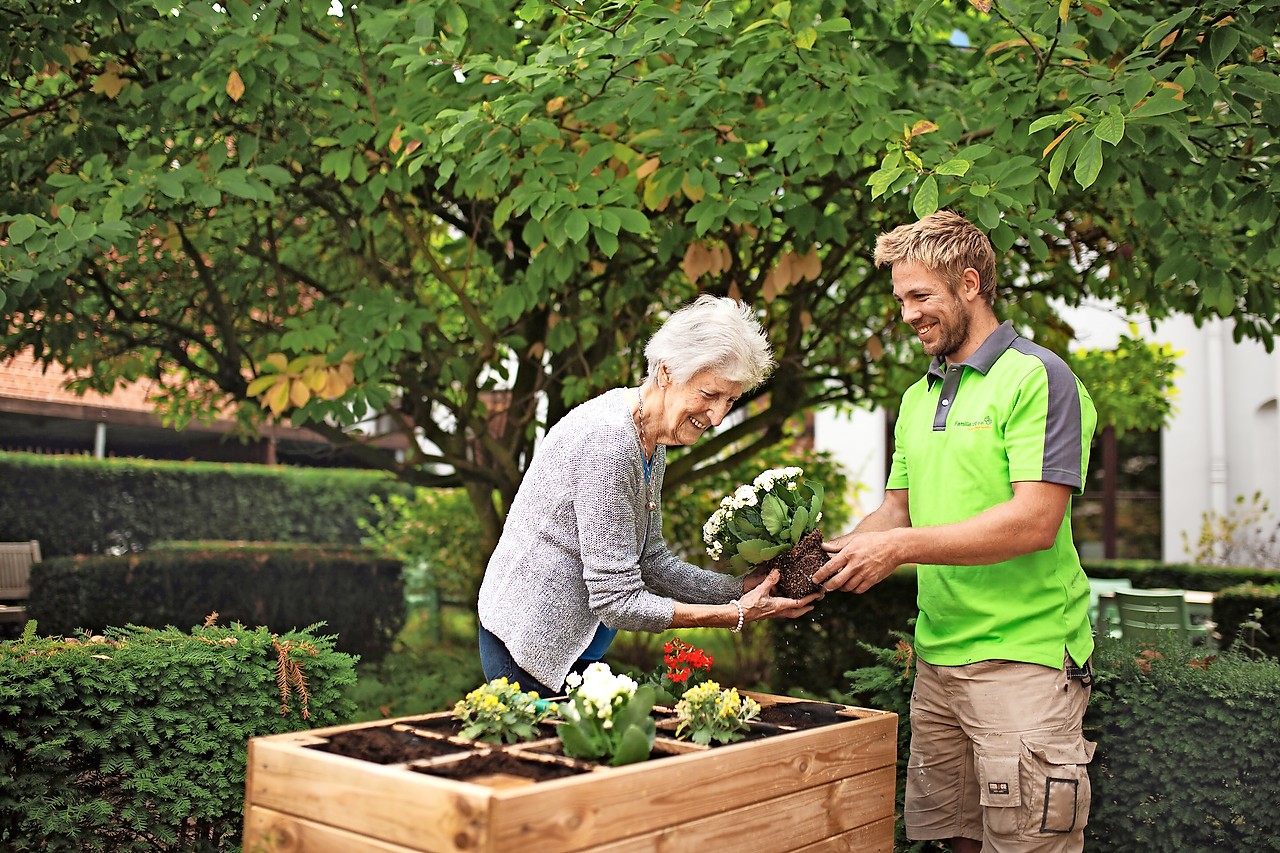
[0,620,357,852]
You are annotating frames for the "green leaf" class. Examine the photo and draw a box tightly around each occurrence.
[1129,94,1188,119]
[807,481,825,520]
[1209,25,1240,68]
[912,175,939,217]
[1028,114,1068,134]
[618,684,656,728]
[760,494,789,537]
[443,3,468,37]
[612,208,650,235]
[7,216,38,244]
[789,505,809,544]
[1094,110,1125,146]
[557,721,599,760]
[935,159,970,177]
[737,539,790,563]
[1047,134,1072,192]
[1073,135,1103,189]
[156,171,185,200]
[565,209,589,243]
[609,723,653,766]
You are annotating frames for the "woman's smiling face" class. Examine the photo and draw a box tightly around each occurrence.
[652,366,744,447]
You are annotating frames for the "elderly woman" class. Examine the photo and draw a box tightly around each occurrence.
[477,296,818,696]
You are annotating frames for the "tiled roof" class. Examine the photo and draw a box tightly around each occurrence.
[0,348,191,415]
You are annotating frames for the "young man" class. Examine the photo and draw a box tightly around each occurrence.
[815,210,1098,852]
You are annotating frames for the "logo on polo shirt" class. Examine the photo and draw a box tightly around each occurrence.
[951,415,993,430]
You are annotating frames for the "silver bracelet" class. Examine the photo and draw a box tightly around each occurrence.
[729,600,744,633]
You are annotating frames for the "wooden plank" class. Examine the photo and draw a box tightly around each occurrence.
[243,805,430,853]
[246,737,495,853]
[488,714,897,853]
[578,767,896,853]
[788,816,896,853]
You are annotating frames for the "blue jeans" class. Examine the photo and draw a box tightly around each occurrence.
[477,624,563,697]
[477,624,605,698]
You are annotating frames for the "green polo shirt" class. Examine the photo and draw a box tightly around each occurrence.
[887,321,1097,670]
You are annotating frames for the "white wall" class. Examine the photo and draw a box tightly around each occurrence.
[1158,315,1280,560]
[813,405,887,527]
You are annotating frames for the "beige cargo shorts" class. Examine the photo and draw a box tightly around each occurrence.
[905,654,1095,852]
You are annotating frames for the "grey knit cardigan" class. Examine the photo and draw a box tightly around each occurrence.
[477,387,743,691]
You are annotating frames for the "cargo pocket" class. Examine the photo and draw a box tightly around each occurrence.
[974,750,1022,838]
[1024,735,1095,835]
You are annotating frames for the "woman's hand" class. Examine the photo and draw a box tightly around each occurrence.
[740,569,822,624]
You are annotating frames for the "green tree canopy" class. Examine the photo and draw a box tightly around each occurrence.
[2,0,1276,549]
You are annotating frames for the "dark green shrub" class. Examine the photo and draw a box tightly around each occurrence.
[1212,582,1280,660]
[1086,638,1280,852]
[28,544,404,663]
[0,451,411,557]
[1080,558,1278,592]
[0,621,357,852]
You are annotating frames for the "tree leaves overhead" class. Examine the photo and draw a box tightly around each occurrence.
[0,0,1276,551]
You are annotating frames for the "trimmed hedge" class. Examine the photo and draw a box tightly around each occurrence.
[1086,639,1280,851]
[848,631,1280,852]
[1080,558,1279,592]
[0,451,411,558]
[0,622,357,852]
[28,544,405,663]
[1213,582,1280,659]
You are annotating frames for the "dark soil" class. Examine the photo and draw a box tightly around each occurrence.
[757,700,852,729]
[309,726,472,764]
[400,715,559,740]
[415,751,588,783]
[767,528,826,598]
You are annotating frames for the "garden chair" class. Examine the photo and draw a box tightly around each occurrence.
[1088,577,1132,642]
[1113,588,1192,644]
[0,540,41,626]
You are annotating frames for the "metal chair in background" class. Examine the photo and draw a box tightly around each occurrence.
[1113,588,1192,644]
[1088,577,1133,642]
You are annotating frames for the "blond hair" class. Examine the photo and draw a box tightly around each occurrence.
[873,210,997,303]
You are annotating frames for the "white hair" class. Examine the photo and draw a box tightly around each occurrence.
[643,296,775,391]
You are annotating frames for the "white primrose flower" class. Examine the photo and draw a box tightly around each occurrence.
[572,663,637,721]
[733,484,758,506]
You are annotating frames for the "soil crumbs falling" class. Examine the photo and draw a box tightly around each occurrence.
[768,528,827,599]
[310,727,471,764]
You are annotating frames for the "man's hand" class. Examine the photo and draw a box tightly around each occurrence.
[813,530,901,594]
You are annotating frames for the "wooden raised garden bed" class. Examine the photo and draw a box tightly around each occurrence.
[242,692,898,853]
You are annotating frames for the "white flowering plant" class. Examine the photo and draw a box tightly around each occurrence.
[702,466,825,570]
[556,662,657,766]
[673,680,762,746]
[451,677,558,744]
